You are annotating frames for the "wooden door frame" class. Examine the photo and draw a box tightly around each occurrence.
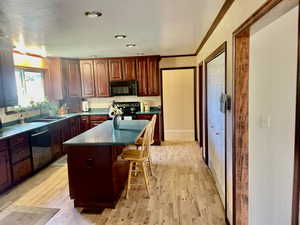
[198,62,204,150]
[160,67,197,142]
[204,41,228,218]
[232,1,299,225]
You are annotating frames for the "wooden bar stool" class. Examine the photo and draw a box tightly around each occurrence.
[122,120,154,199]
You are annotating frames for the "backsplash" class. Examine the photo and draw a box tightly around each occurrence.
[87,96,161,109]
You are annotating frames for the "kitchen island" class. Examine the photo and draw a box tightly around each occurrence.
[63,120,148,209]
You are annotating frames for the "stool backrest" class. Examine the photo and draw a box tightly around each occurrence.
[150,115,157,144]
[141,118,155,158]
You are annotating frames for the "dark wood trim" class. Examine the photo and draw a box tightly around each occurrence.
[232,29,249,225]
[160,54,196,58]
[13,50,45,59]
[15,66,47,71]
[292,4,300,225]
[233,0,284,36]
[198,62,204,150]
[195,0,235,55]
[80,55,161,61]
[204,41,228,218]
[160,67,197,141]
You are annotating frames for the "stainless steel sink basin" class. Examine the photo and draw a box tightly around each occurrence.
[31,116,67,123]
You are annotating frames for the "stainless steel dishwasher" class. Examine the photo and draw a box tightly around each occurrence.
[30,127,52,171]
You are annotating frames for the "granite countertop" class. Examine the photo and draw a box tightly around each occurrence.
[0,108,160,141]
[64,120,149,146]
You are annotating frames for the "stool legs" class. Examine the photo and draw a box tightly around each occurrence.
[125,161,150,199]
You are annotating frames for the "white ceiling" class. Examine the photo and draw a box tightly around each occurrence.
[0,0,224,58]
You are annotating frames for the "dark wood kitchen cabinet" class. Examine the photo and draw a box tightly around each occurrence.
[122,58,136,81]
[80,60,95,97]
[94,59,110,97]
[0,141,12,192]
[147,57,160,96]
[50,123,63,160]
[136,114,161,145]
[46,57,82,100]
[70,117,81,137]
[109,59,123,81]
[0,49,18,107]
[63,59,82,98]
[136,57,148,96]
[80,116,90,132]
[90,115,108,128]
[12,159,32,184]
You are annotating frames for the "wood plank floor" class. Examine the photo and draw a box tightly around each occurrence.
[0,141,226,225]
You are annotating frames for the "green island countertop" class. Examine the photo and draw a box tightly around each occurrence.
[63,120,149,146]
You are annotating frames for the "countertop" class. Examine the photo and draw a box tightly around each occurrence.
[0,109,160,141]
[64,120,149,146]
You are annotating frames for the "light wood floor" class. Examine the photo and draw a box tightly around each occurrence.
[0,141,226,225]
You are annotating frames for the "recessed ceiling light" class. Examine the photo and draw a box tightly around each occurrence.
[114,34,127,39]
[137,53,144,56]
[126,44,136,48]
[85,11,102,18]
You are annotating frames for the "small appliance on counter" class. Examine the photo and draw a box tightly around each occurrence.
[144,103,150,112]
[82,100,89,112]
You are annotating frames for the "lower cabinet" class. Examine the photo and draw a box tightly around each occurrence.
[136,114,161,145]
[80,116,90,132]
[70,117,81,137]
[12,159,32,184]
[90,115,109,128]
[0,141,12,192]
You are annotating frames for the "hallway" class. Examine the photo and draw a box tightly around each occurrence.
[0,142,226,225]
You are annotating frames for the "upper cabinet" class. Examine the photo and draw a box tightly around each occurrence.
[79,56,160,98]
[46,57,82,101]
[64,59,82,98]
[147,57,160,96]
[94,59,110,97]
[136,57,148,96]
[0,49,18,107]
[80,60,95,98]
[122,58,136,81]
[108,59,122,81]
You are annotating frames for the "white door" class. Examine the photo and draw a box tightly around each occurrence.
[207,52,226,206]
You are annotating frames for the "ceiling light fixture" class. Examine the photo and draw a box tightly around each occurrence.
[114,34,127,39]
[126,44,136,48]
[85,11,102,18]
[137,53,144,56]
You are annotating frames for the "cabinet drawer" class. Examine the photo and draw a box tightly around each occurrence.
[90,115,108,121]
[9,134,30,164]
[0,140,8,152]
[13,159,32,183]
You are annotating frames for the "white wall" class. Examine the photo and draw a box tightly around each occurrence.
[249,6,298,225]
[162,69,195,141]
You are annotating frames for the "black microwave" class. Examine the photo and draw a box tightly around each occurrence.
[110,80,138,96]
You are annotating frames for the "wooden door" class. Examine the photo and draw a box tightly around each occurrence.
[66,59,82,98]
[0,142,12,192]
[122,58,136,80]
[80,60,95,97]
[147,57,160,96]
[94,59,110,97]
[109,59,123,81]
[0,50,18,106]
[136,58,148,96]
[206,52,226,206]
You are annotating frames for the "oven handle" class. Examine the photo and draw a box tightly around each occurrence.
[31,130,49,137]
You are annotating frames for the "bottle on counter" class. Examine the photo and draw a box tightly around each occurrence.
[140,101,144,112]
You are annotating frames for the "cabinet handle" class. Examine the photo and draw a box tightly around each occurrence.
[86,158,94,168]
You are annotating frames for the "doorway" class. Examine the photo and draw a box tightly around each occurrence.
[204,43,227,209]
[160,67,197,142]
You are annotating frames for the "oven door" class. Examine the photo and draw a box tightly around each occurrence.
[31,128,52,171]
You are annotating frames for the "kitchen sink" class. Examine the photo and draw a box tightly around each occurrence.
[31,116,67,123]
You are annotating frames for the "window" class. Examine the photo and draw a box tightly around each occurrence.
[15,69,46,107]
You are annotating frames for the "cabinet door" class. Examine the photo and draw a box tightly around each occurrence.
[0,50,18,106]
[46,57,65,100]
[109,59,123,81]
[94,59,110,97]
[66,59,82,98]
[122,58,136,81]
[147,57,160,96]
[80,60,95,97]
[0,142,12,192]
[136,58,148,96]
[12,159,32,184]
[80,116,90,132]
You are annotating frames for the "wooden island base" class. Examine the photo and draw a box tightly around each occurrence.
[65,145,129,209]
